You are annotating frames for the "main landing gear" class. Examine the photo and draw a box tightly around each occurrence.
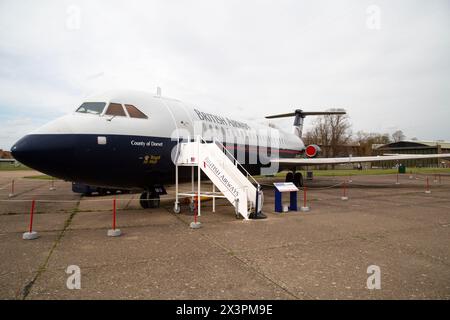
[285,171,303,187]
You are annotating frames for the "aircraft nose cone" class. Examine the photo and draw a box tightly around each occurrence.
[11,134,77,178]
[10,136,33,165]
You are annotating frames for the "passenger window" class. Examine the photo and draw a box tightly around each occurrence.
[76,102,106,115]
[125,104,148,119]
[105,103,126,117]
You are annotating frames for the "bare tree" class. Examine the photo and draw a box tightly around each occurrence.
[354,131,391,156]
[304,109,352,157]
[392,130,406,142]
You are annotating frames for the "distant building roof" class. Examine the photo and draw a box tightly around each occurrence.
[0,149,13,159]
[375,140,450,150]
[372,143,385,150]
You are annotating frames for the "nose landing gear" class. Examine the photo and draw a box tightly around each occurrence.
[139,185,166,209]
[139,191,160,209]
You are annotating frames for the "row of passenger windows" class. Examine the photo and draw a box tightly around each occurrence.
[202,123,288,145]
[76,102,148,119]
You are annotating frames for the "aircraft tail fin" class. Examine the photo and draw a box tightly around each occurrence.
[265,109,346,138]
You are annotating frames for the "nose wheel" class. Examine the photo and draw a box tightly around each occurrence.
[139,191,160,209]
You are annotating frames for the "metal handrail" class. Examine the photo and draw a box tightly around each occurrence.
[189,135,262,217]
[202,136,260,187]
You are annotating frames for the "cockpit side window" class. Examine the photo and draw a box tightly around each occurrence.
[105,103,126,117]
[76,102,106,115]
[124,104,148,119]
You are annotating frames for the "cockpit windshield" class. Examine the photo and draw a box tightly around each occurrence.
[76,102,106,115]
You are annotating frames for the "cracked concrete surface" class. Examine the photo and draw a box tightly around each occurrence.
[0,171,449,299]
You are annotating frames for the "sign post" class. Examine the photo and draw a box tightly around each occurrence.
[273,182,299,213]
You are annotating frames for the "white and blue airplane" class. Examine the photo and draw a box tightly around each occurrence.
[10,90,450,209]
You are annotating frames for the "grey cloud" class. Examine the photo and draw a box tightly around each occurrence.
[0,0,449,149]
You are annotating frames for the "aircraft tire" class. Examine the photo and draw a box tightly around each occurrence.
[148,192,160,208]
[285,172,294,183]
[294,172,303,187]
[140,192,150,209]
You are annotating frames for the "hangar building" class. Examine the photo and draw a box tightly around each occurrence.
[373,140,450,168]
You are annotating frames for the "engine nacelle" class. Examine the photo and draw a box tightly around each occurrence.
[305,144,321,158]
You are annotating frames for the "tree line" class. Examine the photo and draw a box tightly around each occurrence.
[302,109,407,157]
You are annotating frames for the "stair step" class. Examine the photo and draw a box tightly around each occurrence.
[176,139,261,220]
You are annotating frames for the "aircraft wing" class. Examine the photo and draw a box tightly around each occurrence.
[271,153,450,165]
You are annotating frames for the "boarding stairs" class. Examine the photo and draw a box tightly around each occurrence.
[174,136,263,220]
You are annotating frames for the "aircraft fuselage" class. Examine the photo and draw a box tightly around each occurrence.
[11,90,305,191]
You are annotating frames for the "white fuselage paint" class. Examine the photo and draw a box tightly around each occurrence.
[32,90,305,153]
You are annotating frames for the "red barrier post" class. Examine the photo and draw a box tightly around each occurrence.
[9,179,15,197]
[194,195,198,224]
[304,187,307,207]
[425,177,431,194]
[301,187,310,212]
[341,181,348,200]
[22,200,39,240]
[29,199,36,233]
[190,194,201,229]
[49,179,56,191]
[113,198,116,230]
[107,197,121,237]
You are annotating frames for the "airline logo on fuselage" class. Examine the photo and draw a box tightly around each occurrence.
[194,108,250,130]
[204,157,240,198]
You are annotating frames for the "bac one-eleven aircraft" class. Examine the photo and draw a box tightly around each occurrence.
[11,90,450,209]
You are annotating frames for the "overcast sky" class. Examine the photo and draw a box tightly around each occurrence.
[0,0,449,149]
